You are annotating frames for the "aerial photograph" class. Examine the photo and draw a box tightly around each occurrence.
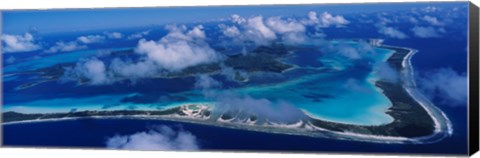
[1,2,470,155]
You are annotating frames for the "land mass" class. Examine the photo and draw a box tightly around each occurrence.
[13,43,294,90]
[2,42,450,144]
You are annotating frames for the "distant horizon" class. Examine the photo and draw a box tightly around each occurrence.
[2,2,464,34]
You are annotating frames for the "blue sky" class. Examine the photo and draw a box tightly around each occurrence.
[1,2,464,34]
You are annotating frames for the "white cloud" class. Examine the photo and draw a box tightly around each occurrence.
[376,16,393,26]
[77,35,106,44]
[65,57,158,85]
[106,125,199,151]
[304,11,349,28]
[135,25,223,72]
[127,30,151,40]
[246,16,277,41]
[105,32,124,39]
[186,25,206,39]
[422,6,440,13]
[216,93,305,123]
[222,16,279,46]
[46,41,87,53]
[319,41,376,61]
[338,46,361,60]
[194,75,221,89]
[191,73,305,123]
[161,25,203,42]
[378,26,408,39]
[64,26,222,85]
[265,17,307,44]
[374,63,399,83]
[109,58,157,79]
[307,11,319,24]
[2,33,42,53]
[318,12,349,27]
[47,33,112,53]
[281,32,307,44]
[135,30,222,72]
[222,15,308,45]
[411,26,442,38]
[231,14,246,24]
[222,16,272,45]
[65,58,112,85]
[218,24,240,38]
[266,17,305,34]
[422,15,443,26]
[418,68,467,106]
[408,16,419,24]
[219,65,248,82]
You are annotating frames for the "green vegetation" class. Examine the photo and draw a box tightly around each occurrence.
[15,44,294,89]
[2,107,182,123]
[3,44,436,139]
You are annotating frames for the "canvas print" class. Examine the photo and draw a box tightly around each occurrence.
[1,2,472,155]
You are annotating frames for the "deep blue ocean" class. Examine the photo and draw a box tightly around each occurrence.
[2,3,470,155]
[1,118,467,155]
[2,32,470,153]
[3,34,469,155]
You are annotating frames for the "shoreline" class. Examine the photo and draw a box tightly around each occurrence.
[2,43,451,144]
[393,45,453,143]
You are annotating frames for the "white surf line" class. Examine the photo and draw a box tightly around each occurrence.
[2,45,451,144]
[1,114,155,125]
[395,45,452,134]
[401,47,453,140]
[384,45,453,143]
[295,45,451,144]
[302,121,413,144]
[302,111,412,144]
[266,120,304,128]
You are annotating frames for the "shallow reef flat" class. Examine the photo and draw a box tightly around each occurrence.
[2,44,452,144]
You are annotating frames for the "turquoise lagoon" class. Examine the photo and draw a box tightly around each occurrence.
[3,47,132,74]
[3,41,396,126]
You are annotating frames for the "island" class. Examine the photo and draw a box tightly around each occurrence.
[2,40,452,144]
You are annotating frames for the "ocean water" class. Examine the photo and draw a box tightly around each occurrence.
[235,46,395,125]
[3,47,132,74]
[3,41,395,125]
[2,3,470,153]
[2,118,467,154]
[382,37,469,155]
[3,93,144,113]
[2,36,468,154]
